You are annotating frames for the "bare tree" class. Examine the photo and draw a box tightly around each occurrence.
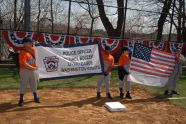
[14,0,17,30]
[96,0,124,38]
[37,0,41,32]
[157,0,172,41]
[51,0,54,33]
[73,14,89,35]
[176,0,182,42]
[181,0,186,42]
[78,0,99,36]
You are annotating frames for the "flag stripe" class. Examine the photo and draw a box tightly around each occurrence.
[132,58,174,70]
[131,66,170,77]
[151,56,176,64]
[153,48,175,56]
[131,59,174,72]
[151,52,175,60]
[150,59,175,67]
[151,53,175,62]
[130,68,170,78]
[131,63,172,75]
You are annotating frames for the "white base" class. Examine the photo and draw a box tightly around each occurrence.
[104,102,126,112]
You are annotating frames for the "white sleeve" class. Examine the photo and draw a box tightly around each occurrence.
[179,54,186,63]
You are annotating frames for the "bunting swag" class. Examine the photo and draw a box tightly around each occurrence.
[36,43,103,81]
[2,30,186,53]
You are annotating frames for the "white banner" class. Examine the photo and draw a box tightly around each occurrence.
[35,43,103,81]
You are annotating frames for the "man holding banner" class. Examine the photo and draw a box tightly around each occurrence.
[97,46,114,99]
[118,47,132,99]
[18,37,40,106]
[164,48,186,95]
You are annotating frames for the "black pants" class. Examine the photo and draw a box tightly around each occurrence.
[118,66,128,81]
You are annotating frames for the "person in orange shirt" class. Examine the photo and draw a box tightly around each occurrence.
[97,46,114,99]
[18,37,40,106]
[118,47,132,99]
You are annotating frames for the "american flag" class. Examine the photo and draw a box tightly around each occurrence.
[130,43,176,78]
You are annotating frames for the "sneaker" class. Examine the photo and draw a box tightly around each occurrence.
[120,92,124,98]
[164,90,169,95]
[171,91,179,95]
[107,93,112,99]
[125,92,132,99]
[34,98,40,103]
[18,100,24,106]
[97,92,101,99]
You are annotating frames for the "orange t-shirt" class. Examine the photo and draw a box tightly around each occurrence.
[118,54,130,67]
[19,47,36,70]
[101,51,114,72]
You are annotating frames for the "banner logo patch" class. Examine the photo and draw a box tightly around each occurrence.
[43,56,59,72]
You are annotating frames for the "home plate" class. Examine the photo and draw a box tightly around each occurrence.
[104,102,126,112]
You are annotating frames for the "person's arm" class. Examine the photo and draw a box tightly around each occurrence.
[179,54,186,63]
[23,63,38,70]
[19,52,37,70]
[107,57,114,72]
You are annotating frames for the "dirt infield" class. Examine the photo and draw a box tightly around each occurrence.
[0,88,186,124]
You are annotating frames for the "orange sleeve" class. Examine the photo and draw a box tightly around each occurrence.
[118,55,130,67]
[19,52,27,65]
[30,47,36,57]
[107,56,114,72]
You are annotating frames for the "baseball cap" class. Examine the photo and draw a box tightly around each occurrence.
[105,46,111,50]
[122,47,132,52]
[22,37,35,43]
[127,47,132,52]
[176,48,181,51]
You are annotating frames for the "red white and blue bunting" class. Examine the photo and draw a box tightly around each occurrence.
[149,41,164,50]
[169,42,184,53]
[2,30,186,54]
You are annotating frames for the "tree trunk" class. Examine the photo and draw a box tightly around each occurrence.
[37,0,41,32]
[51,0,54,33]
[89,18,94,36]
[181,0,186,43]
[157,0,172,41]
[14,0,17,30]
[23,0,31,31]
[177,0,182,42]
[96,0,124,38]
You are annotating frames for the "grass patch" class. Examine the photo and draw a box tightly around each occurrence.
[131,71,186,109]
[0,67,186,108]
[0,67,119,89]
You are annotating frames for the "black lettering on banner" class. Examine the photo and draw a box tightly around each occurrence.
[81,61,93,66]
[80,55,93,60]
[61,65,101,72]
[77,49,92,55]
[63,51,76,56]
[67,61,93,66]
[64,57,79,62]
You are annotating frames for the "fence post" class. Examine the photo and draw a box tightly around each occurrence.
[121,0,128,40]
[0,8,3,60]
[121,0,128,48]
[24,0,31,31]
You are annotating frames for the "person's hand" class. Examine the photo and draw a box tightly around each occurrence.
[33,66,38,70]
[104,72,108,76]
[126,71,130,75]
